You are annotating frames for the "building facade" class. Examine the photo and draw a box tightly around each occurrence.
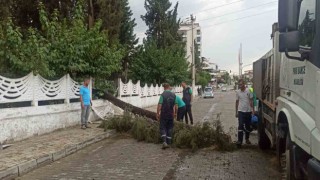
[178,22,202,66]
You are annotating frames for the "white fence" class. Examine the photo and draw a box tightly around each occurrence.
[0,73,119,144]
[0,72,87,105]
[0,72,199,143]
[118,79,200,108]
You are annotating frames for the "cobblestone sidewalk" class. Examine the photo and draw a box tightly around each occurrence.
[0,123,114,179]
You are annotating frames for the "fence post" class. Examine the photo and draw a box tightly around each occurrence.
[31,73,38,106]
[118,78,122,97]
[137,80,141,98]
[65,74,70,104]
[89,77,93,98]
[128,80,132,97]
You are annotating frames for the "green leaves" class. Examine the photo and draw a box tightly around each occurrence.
[196,71,211,89]
[0,2,124,78]
[130,0,189,85]
[130,40,188,85]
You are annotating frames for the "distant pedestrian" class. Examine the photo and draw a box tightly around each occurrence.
[157,83,178,149]
[175,95,186,122]
[181,82,194,125]
[80,78,92,129]
[235,79,254,147]
[197,87,200,96]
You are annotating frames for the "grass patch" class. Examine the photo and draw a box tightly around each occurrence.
[100,111,236,152]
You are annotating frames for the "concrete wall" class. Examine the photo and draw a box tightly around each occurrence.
[0,100,122,144]
[118,79,199,108]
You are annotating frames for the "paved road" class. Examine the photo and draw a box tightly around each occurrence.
[18,91,281,180]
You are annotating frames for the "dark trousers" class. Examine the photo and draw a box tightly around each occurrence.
[237,111,252,143]
[160,118,174,144]
[177,106,186,122]
[185,105,193,124]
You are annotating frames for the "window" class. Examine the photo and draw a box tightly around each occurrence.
[197,37,201,42]
[197,29,201,35]
[205,88,212,92]
[298,0,316,47]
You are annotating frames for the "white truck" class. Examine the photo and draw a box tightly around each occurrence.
[253,0,320,179]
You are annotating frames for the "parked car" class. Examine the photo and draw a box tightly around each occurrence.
[203,87,214,98]
[221,87,227,92]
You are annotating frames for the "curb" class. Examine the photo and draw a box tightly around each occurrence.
[0,130,116,180]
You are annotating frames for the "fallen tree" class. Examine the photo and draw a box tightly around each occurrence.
[100,92,236,151]
[102,92,157,120]
[99,112,236,152]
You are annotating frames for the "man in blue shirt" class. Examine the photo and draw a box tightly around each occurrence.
[80,78,92,129]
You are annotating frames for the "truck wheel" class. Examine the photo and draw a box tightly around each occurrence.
[257,106,271,150]
[286,132,296,180]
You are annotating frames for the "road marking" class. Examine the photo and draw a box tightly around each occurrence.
[202,103,217,122]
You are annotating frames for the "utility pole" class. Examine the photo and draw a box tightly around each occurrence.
[238,43,243,78]
[191,14,196,97]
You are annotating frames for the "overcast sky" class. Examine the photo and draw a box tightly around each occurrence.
[129,0,278,75]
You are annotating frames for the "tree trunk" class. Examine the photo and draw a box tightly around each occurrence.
[103,92,157,120]
[88,0,94,28]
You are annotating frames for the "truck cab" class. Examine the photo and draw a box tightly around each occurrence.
[278,0,320,178]
[254,0,320,179]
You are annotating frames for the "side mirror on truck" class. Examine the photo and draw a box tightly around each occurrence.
[278,0,300,32]
[278,0,304,60]
[279,31,300,52]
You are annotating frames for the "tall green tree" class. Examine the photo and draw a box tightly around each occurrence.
[131,40,188,85]
[119,0,138,81]
[141,0,181,48]
[94,0,123,44]
[130,0,188,85]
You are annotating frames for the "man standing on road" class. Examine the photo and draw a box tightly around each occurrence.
[157,83,178,149]
[175,95,186,122]
[181,82,194,125]
[235,79,254,147]
[80,78,92,129]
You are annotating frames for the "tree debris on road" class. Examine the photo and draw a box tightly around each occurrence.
[99,111,236,152]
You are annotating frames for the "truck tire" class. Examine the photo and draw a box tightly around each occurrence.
[258,105,271,150]
[286,132,296,180]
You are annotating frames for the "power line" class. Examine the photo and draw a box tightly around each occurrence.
[136,0,277,31]
[197,1,277,22]
[201,8,276,29]
[134,2,277,32]
[180,0,244,18]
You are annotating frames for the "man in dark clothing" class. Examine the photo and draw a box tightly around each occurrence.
[157,83,178,149]
[175,95,186,122]
[181,82,194,125]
